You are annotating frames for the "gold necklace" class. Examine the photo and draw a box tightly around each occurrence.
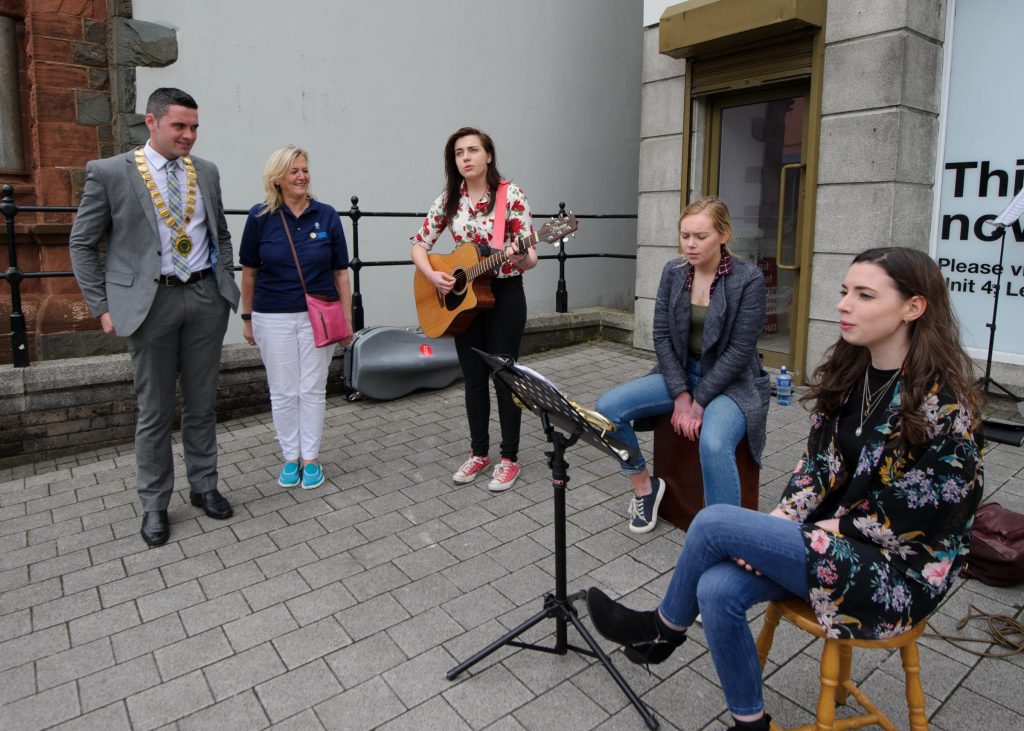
[856,367,900,437]
[135,148,198,256]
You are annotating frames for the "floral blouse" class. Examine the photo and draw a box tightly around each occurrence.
[411,181,533,278]
[776,382,983,640]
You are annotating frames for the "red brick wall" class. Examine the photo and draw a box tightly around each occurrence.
[1,0,112,363]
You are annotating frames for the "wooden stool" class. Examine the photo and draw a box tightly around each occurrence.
[650,412,760,530]
[755,597,930,731]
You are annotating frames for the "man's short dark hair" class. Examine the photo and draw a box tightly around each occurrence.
[146,88,198,119]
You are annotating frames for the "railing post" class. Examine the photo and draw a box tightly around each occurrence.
[348,195,364,331]
[555,201,568,313]
[1,183,29,367]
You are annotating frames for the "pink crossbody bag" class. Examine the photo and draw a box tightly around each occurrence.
[280,211,352,348]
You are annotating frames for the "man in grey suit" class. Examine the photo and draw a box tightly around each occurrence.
[70,88,241,546]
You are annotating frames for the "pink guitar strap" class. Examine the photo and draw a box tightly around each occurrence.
[490,180,509,250]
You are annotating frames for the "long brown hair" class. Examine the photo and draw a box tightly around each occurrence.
[443,127,502,223]
[803,247,980,444]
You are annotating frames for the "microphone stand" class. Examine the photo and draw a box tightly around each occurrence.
[978,188,1024,415]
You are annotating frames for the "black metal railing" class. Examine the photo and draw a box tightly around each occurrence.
[2,183,636,367]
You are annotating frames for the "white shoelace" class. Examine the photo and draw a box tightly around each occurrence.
[627,495,645,520]
[493,462,515,481]
[459,457,487,474]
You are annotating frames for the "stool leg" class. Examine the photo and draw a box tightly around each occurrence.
[900,641,928,731]
[836,644,852,705]
[815,640,840,731]
[756,603,782,671]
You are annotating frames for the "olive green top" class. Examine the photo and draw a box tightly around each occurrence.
[688,303,707,358]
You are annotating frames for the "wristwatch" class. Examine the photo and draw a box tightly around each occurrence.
[240,313,252,321]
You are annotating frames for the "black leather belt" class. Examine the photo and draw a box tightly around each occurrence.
[157,269,212,287]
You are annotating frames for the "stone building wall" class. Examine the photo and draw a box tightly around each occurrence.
[806,0,948,373]
[630,1,1015,385]
[633,28,686,352]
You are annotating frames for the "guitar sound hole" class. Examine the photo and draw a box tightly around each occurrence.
[452,269,467,296]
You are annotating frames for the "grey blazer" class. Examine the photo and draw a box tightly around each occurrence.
[69,150,241,337]
[652,257,771,464]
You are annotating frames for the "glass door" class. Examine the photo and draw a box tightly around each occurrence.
[707,86,809,371]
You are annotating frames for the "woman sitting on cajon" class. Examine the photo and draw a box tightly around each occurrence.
[596,196,770,533]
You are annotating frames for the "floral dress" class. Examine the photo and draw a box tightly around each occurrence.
[776,382,983,639]
[411,181,532,278]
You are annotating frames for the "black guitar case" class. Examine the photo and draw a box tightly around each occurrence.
[340,326,461,401]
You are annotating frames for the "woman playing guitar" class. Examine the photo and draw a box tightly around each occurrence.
[411,127,537,492]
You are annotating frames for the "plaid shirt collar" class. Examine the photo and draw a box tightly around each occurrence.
[683,247,734,296]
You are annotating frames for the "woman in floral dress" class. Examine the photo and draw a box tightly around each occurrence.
[411,127,536,492]
[586,247,983,731]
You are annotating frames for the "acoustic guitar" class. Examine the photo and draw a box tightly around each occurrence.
[414,214,579,338]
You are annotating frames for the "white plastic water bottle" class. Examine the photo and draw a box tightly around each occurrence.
[776,366,792,406]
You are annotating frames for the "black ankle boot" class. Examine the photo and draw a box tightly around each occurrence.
[587,587,686,664]
[727,714,772,731]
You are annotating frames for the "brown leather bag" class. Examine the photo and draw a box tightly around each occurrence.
[962,502,1024,587]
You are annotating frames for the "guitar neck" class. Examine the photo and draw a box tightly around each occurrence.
[465,232,540,281]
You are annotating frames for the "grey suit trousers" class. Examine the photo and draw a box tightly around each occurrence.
[127,276,229,511]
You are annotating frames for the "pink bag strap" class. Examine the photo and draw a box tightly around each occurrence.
[279,210,310,295]
[489,180,509,251]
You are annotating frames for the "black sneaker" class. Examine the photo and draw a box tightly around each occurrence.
[726,714,772,731]
[627,477,665,533]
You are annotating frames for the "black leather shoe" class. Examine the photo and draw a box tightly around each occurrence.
[189,488,233,520]
[141,510,169,546]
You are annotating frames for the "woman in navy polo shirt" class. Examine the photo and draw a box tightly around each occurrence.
[239,145,352,490]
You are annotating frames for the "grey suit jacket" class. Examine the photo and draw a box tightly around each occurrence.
[69,150,241,337]
[651,257,771,464]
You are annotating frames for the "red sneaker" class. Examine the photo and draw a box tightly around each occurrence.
[488,459,521,492]
[453,454,490,484]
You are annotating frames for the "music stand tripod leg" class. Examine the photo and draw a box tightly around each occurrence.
[444,600,559,680]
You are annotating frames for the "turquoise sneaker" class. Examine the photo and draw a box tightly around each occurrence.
[277,461,300,488]
[301,462,325,490]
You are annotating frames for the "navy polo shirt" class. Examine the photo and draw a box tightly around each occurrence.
[239,200,349,313]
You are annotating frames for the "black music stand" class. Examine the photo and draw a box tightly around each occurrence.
[445,351,659,730]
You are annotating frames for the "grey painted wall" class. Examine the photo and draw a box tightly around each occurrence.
[131,0,644,342]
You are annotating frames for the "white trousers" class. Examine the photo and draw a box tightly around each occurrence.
[252,311,335,461]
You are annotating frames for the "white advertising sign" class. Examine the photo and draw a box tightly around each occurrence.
[935,0,1024,363]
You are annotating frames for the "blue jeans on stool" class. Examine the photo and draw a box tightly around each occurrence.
[659,504,810,716]
[594,360,747,505]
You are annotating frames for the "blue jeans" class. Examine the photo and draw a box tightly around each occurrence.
[659,504,810,716]
[594,363,747,505]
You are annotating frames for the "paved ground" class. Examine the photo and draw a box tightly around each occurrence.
[1,341,1022,731]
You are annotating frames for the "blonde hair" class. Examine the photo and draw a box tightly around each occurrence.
[257,144,313,216]
[677,196,732,254]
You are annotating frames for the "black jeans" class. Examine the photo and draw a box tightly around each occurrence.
[454,276,527,461]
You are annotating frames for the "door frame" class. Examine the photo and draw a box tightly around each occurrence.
[680,30,824,382]
[705,83,809,373]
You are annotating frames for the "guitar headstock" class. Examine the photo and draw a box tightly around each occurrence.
[537,213,578,246]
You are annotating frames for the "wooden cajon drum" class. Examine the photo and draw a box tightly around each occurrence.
[651,413,760,531]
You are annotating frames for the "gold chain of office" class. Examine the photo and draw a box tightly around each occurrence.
[134,147,198,256]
